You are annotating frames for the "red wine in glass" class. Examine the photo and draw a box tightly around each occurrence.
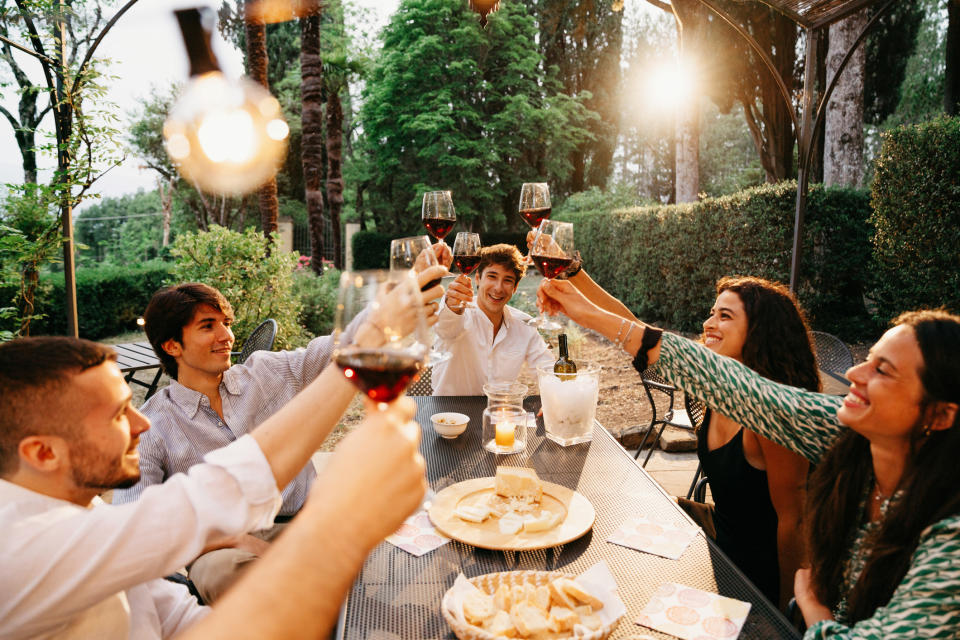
[530,254,573,280]
[335,349,423,403]
[423,218,455,242]
[519,206,551,229]
[453,254,481,275]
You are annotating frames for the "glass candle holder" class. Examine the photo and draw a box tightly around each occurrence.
[482,406,528,455]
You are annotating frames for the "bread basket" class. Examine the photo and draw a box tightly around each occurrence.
[441,570,621,640]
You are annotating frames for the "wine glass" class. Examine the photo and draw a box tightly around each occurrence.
[518,183,551,264]
[528,220,574,331]
[389,236,451,366]
[421,191,456,246]
[332,269,429,408]
[450,232,481,311]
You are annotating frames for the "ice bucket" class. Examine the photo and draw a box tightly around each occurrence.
[537,363,600,446]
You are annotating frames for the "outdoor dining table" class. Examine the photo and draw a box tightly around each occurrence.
[112,341,163,400]
[334,395,801,640]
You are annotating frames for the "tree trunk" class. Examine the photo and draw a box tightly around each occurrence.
[300,7,326,275]
[670,0,705,203]
[824,9,867,188]
[326,88,345,269]
[245,0,279,238]
[159,177,173,247]
[946,0,960,116]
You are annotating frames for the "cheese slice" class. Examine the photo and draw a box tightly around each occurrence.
[523,511,561,533]
[455,504,491,523]
[499,512,524,535]
[495,466,543,503]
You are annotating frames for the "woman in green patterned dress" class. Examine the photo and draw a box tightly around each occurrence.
[537,277,960,639]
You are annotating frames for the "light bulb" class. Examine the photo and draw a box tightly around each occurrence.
[164,72,288,195]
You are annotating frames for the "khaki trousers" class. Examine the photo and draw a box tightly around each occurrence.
[187,521,288,604]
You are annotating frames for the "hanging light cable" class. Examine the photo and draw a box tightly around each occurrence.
[163,7,288,195]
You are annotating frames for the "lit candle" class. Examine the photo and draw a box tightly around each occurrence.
[495,420,515,447]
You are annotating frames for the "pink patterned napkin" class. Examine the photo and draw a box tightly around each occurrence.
[636,583,751,640]
[607,515,698,559]
[385,509,450,557]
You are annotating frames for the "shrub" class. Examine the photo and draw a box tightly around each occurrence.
[870,116,960,320]
[351,231,392,269]
[558,181,875,339]
[170,226,309,349]
[22,262,174,339]
[293,267,341,337]
[479,231,528,254]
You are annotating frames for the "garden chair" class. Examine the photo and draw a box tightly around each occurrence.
[810,330,854,376]
[633,366,694,467]
[231,319,278,365]
[406,365,433,396]
[683,397,709,501]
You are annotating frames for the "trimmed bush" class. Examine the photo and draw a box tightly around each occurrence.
[351,231,392,269]
[25,262,174,339]
[870,116,960,320]
[558,181,875,339]
[293,266,340,337]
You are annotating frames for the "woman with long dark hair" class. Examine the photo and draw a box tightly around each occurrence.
[678,276,818,610]
[538,276,960,638]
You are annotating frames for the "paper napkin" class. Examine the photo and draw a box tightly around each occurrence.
[385,509,450,557]
[607,515,699,559]
[636,582,751,640]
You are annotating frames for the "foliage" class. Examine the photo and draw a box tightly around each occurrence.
[477,232,529,255]
[292,266,341,336]
[0,262,174,340]
[357,0,598,235]
[864,1,926,125]
[558,181,876,340]
[350,230,391,269]
[169,226,309,349]
[554,183,657,218]
[869,116,960,321]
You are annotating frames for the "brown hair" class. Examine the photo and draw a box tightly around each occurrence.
[807,309,960,622]
[0,337,116,476]
[714,276,821,391]
[143,283,233,379]
[476,244,526,282]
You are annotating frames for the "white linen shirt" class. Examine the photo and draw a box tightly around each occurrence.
[0,435,281,640]
[431,302,554,395]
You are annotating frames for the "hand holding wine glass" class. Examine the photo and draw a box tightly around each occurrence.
[422,191,456,247]
[334,269,429,406]
[528,220,574,330]
[449,232,481,311]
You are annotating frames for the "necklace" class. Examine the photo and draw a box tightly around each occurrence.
[872,482,892,505]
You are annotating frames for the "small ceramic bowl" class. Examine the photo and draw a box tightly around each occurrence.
[431,412,470,439]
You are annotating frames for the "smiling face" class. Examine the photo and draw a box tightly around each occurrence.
[162,304,235,385]
[838,324,926,446]
[702,290,749,361]
[66,361,151,498]
[475,263,519,322]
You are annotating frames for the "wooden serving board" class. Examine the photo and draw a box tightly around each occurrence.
[429,478,595,551]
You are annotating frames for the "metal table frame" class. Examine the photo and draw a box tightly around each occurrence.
[335,396,800,639]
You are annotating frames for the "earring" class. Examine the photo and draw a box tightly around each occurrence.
[922,424,933,437]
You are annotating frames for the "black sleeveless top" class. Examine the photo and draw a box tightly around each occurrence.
[698,408,781,605]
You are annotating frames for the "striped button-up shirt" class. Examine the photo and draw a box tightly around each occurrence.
[115,328,353,516]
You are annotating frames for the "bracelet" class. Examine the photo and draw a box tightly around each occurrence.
[619,322,636,353]
[564,251,583,279]
[613,318,627,347]
[631,326,663,374]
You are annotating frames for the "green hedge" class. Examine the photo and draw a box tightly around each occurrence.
[351,231,392,269]
[21,262,174,340]
[870,116,960,320]
[558,181,875,339]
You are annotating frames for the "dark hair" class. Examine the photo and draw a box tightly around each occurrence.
[0,337,116,476]
[143,283,233,379]
[476,244,526,283]
[714,276,821,391]
[807,309,960,622]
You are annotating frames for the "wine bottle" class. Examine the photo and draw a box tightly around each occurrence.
[554,334,577,380]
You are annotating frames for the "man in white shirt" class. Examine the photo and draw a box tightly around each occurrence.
[0,332,425,639]
[432,243,554,395]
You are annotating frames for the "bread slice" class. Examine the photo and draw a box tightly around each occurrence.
[463,591,496,625]
[556,577,604,610]
[510,602,550,637]
[485,610,517,637]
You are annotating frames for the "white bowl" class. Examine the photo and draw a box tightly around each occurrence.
[431,412,469,439]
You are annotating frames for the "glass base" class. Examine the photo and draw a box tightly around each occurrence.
[427,348,452,366]
[545,432,593,447]
[527,314,562,332]
[483,439,526,455]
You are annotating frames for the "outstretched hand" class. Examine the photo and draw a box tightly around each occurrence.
[445,274,474,314]
[536,278,598,327]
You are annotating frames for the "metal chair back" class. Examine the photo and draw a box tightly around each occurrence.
[634,366,690,466]
[683,396,709,501]
[810,330,854,375]
[233,319,278,365]
[406,365,433,396]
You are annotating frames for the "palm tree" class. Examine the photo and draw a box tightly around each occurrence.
[245,0,279,238]
[300,0,326,273]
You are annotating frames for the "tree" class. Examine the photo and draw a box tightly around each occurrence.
[358,0,596,234]
[824,8,867,187]
[299,1,326,272]
[323,0,349,269]
[946,0,959,115]
[244,0,280,238]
